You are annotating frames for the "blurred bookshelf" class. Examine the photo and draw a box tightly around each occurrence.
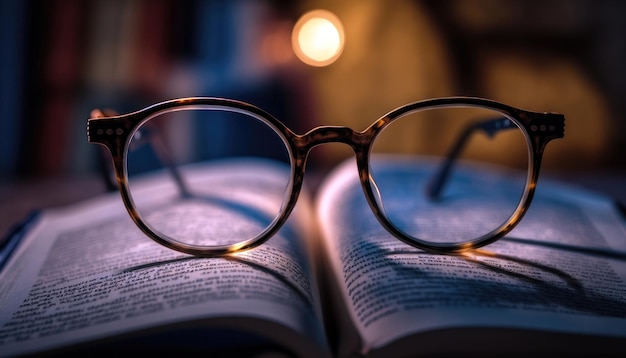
[1,0,309,180]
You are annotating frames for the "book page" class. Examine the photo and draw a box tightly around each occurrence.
[317,157,626,356]
[0,160,328,357]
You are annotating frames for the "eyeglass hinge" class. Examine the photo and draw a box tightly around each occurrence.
[526,112,565,139]
[87,120,126,143]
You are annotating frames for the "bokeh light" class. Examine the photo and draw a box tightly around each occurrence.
[292,10,344,67]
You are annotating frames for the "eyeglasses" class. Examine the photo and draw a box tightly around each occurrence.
[87,97,564,257]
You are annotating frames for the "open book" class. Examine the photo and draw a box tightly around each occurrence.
[1,158,625,357]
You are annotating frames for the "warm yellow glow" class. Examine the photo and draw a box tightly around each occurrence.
[292,10,344,67]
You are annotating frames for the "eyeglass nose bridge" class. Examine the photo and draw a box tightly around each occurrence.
[296,125,373,153]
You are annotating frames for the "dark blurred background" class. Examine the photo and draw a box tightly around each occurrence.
[1,0,625,179]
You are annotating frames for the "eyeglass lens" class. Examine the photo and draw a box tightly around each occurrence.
[369,106,529,245]
[126,108,293,248]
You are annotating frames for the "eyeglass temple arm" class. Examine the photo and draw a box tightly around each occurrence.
[425,116,514,200]
[136,126,192,198]
[91,109,191,197]
[91,109,120,191]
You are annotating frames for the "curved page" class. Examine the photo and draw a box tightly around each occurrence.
[317,156,626,357]
[0,159,328,357]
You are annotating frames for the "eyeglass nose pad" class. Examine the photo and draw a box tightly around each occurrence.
[368,175,387,216]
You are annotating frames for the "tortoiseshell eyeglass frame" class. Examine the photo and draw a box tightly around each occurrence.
[87,97,565,257]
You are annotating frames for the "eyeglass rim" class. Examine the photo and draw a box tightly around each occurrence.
[87,96,565,256]
[363,100,535,253]
[89,98,300,256]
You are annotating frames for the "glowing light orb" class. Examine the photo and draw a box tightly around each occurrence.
[292,10,344,67]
